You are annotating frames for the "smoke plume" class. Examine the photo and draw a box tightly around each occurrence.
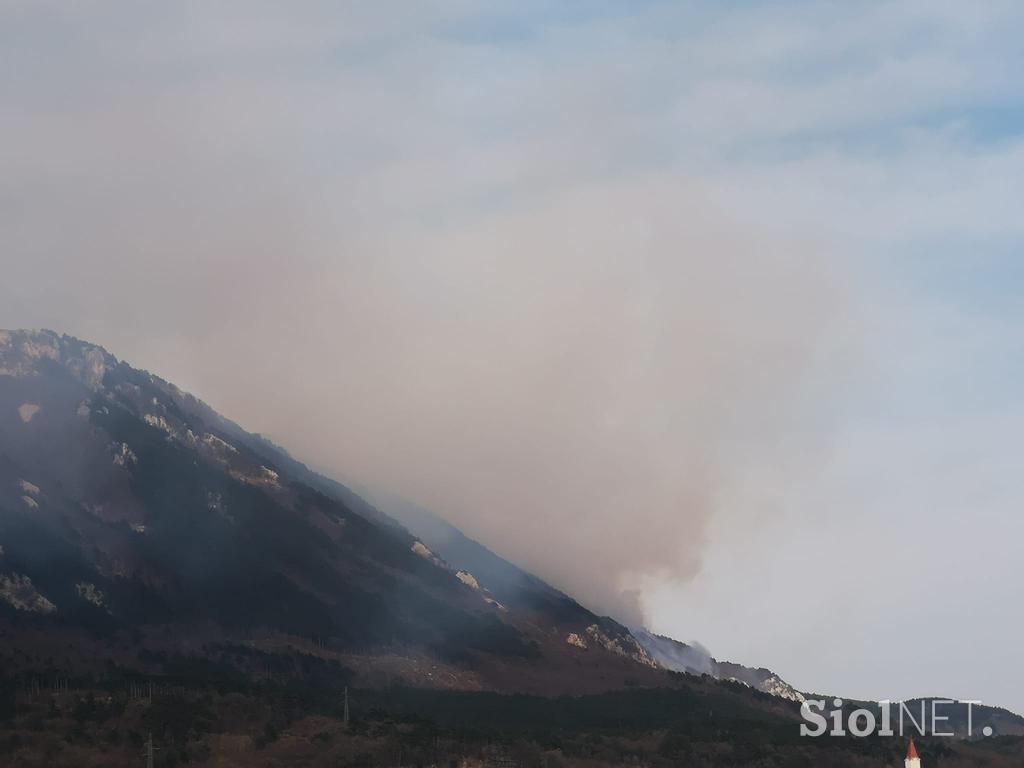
[0,2,847,626]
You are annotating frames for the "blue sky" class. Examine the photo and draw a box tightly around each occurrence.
[2,1,1023,712]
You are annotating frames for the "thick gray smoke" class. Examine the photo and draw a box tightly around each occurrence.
[0,2,848,626]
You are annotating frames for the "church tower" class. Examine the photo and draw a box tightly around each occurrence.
[905,738,921,768]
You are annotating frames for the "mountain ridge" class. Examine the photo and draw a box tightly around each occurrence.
[0,328,664,695]
[1,327,1020,736]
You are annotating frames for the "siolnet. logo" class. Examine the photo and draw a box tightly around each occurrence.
[800,698,993,738]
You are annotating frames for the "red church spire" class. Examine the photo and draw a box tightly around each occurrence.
[907,738,919,759]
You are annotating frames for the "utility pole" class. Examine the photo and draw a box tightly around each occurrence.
[143,732,158,768]
[343,686,350,729]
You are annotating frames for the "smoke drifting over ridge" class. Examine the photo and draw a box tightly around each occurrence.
[0,3,848,626]
[320,183,841,626]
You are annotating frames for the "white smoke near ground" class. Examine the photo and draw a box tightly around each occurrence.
[634,630,716,677]
[0,2,852,626]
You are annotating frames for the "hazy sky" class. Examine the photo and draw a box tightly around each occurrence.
[3,2,1024,712]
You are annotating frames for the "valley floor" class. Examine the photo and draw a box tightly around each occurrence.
[3,684,1024,768]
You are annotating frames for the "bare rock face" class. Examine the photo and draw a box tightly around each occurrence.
[757,672,806,702]
[0,329,111,387]
[17,403,40,422]
[584,624,658,667]
[565,632,587,649]
[75,581,105,608]
[455,570,480,590]
[0,573,56,614]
